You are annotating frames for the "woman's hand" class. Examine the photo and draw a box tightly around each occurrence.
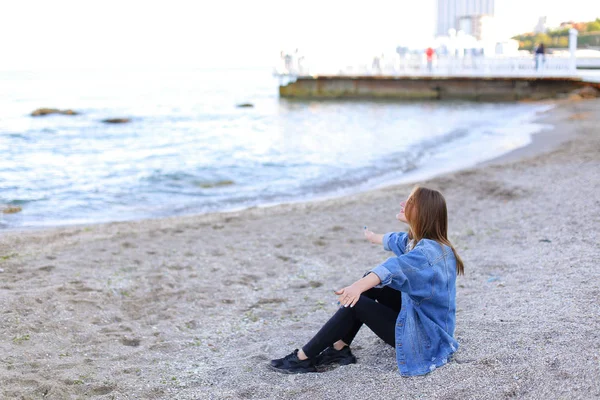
[335,284,362,308]
[364,228,383,245]
[364,229,376,242]
[335,274,382,308]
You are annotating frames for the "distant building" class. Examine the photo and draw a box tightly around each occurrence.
[436,0,495,37]
[457,14,495,41]
[534,16,548,34]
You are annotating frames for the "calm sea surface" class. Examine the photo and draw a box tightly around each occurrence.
[0,68,552,229]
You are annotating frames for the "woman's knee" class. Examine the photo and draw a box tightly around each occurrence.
[336,295,373,315]
[362,287,381,300]
[353,294,378,311]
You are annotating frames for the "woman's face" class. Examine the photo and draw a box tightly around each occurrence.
[397,195,414,224]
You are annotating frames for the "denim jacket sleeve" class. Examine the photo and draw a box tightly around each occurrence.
[369,248,431,295]
[383,232,409,256]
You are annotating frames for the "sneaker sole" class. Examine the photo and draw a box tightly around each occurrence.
[267,364,318,374]
[339,356,357,366]
[316,355,357,367]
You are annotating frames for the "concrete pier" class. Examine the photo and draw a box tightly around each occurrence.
[279,76,598,101]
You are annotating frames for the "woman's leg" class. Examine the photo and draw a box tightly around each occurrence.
[334,287,380,348]
[302,294,399,359]
[338,286,402,346]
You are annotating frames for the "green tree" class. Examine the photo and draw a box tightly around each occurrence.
[586,20,600,32]
[557,37,569,47]
[512,19,600,50]
[537,33,551,44]
[548,27,569,37]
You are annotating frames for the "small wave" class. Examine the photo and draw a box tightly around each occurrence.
[1,132,29,140]
[142,171,198,183]
[417,128,471,150]
[0,198,39,205]
[140,170,238,194]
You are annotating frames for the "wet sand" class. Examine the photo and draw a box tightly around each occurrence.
[1,99,599,399]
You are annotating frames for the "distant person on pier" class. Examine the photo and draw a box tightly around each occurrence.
[535,43,545,72]
[297,54,305,76]
[279,51,286,74]
[284,52,293,75]
[425,47,435,73]
[372,56,382,75]
[294,48,305,75]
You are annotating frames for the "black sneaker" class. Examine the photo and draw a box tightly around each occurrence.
[314,346,357,367]
[269,349,317,374]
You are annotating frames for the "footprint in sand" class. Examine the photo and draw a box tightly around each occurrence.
[248,298,287,309]
[92,385,116,395]
[290,280,323,289]
[121,337,141,347]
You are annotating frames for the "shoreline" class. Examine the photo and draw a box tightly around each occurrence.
[1,98,599,399]
[2,100,562,234]
[479,99,573,166]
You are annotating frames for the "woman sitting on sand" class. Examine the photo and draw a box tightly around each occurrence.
[270,186,464,376]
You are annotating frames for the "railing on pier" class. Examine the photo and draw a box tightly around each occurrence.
[275,55,600,79]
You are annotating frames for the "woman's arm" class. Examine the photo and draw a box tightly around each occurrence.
[369,249,432,296]
[364,229,384,245]
[366,229,410,256]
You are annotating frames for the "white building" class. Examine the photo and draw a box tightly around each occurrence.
[457,14,496,41]
[436,0,495,37]
[534,16,548,34]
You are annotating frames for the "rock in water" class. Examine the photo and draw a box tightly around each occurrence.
[236,103,254,108]
[31,108,79,116]
[197,180,235,188]
[571,86,599,99]
[1,205,22,214]
[101,118,131,124]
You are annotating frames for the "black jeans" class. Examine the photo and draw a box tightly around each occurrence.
[302,286,402,358]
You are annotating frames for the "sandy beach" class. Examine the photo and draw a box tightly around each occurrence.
[1,98,599,399]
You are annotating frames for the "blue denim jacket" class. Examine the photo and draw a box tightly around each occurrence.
[369,232,459,376]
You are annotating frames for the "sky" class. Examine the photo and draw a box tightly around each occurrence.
[0,0,598,70]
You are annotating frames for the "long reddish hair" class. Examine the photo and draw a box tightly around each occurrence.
[405,186,464,275]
